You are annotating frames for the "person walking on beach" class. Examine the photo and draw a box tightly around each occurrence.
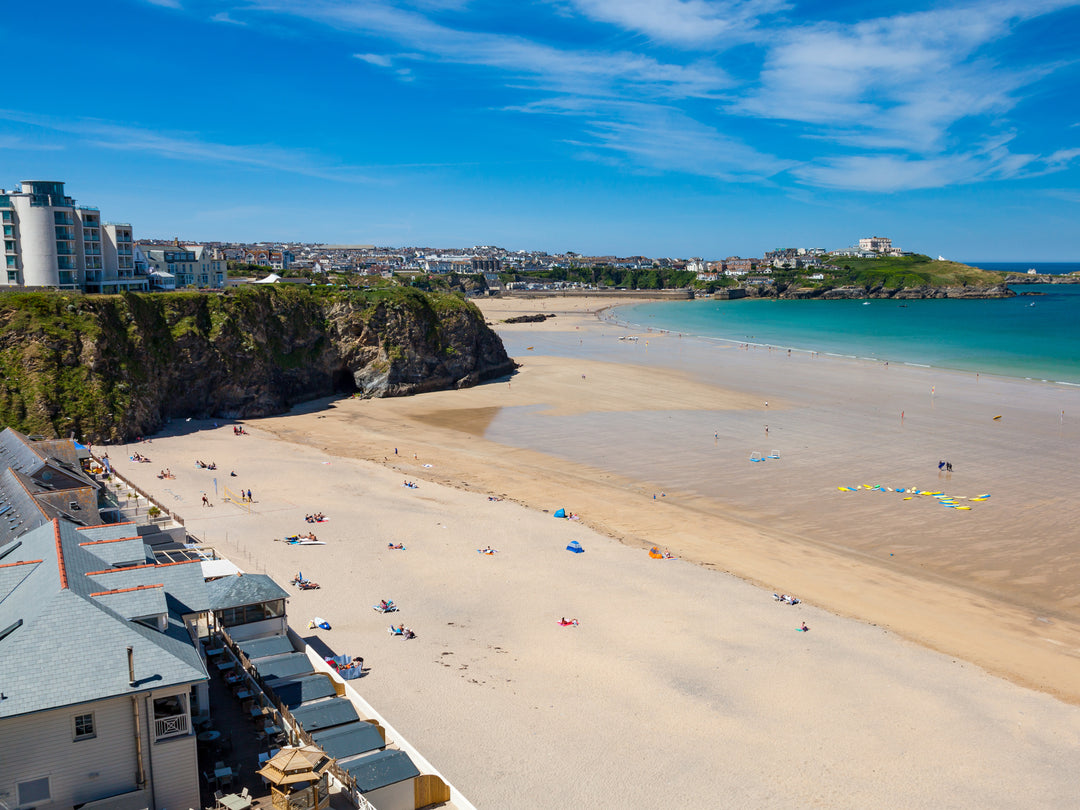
[938,460,945,471]
[945,461,952,472]
[201,494,209,507]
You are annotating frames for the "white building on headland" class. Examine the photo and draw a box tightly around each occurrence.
[1,181,150,293]
[858,236,903,255]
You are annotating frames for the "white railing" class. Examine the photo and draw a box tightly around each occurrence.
[154,713,189,740]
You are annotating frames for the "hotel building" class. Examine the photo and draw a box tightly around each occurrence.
[0,181,149,293]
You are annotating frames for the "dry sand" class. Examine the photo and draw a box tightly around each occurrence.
[108,295,1080,809]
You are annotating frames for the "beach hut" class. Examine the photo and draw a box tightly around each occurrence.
[256,745,334,810]
[566,540,584,553]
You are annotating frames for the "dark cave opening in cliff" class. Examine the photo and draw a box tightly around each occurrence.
[332,367,358,394]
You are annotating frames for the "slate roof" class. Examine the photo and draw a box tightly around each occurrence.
[266,673,337,709]
[0,468,52,546]
[289,698,360,731]
[206,573,289,611]
[311,722,385,761]
[92,585,169,621]
[0,519,209,719]
[238,635,295,660]
[340,749,420,792]
[251,652,314,682]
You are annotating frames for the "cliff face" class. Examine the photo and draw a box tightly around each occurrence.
[0,287,514,442]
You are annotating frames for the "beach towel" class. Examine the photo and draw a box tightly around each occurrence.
[566,540,584,553]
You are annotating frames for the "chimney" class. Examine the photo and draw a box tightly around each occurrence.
[127,646,136,686]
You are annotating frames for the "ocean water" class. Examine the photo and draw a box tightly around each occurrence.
[613,284,1080,385]
[965,261,1080,275]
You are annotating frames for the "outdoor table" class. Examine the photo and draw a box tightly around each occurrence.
[214,766,234,787]
[217,794,251,810]
[249,705,266,719]
[235,689,254,701]
[197,730,222,742]
[215,659,237,672]
[262,724,283,739]
[205,647,225,657]
[224,671,243,685]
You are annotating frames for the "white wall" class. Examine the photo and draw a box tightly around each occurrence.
[0,687,201,810]
[0,695,139,809]
[362,780,413,810]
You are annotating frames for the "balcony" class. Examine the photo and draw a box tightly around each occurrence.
[154,712,190,740]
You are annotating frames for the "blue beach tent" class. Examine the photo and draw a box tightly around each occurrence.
[566,540,584,553]
[553,508,567,518]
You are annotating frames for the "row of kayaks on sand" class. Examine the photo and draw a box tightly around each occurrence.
[838,484,991,509]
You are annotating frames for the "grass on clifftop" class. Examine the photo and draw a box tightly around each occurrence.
[824,254,1006,288]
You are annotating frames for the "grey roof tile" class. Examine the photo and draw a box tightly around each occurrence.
[0,520,208,720]
[340,750,419,792]
[206,573,289,610]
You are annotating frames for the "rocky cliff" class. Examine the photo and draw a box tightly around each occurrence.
[732,282,1014,300]
[0,286,515,442]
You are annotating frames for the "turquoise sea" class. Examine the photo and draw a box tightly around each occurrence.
[613,283,1080,385]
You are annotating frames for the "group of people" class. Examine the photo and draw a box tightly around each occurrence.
[296,531,318,541]
[195,460,217,470]
[390,624,416,639]
[156,469,175,479]
[558,618,579,627]
[387,542,406,550]
[774,593,800,605]
[130,451,151,463]
[305,512,326,523]
[938,460,954,472]
[402,480,419,489]
[239,489,253,503]
[232,425,248,436]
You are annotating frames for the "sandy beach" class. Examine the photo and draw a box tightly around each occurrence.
[107,295,1080,809]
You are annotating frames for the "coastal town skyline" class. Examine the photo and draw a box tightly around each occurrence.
[4,1,1079,260]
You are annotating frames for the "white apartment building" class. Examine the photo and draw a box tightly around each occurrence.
[136,242,226,289]
[0,181,149,293]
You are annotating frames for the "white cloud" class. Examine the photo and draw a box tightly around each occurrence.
[731,1,1075,155]
[252,0,731,100]
[0,109,371,183]
[210,11,245,24]
[354,53,393,67]
[565,0,786,47]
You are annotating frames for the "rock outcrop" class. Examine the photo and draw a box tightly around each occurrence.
[0,286,515,442]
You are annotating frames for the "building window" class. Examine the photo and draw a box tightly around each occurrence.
[216,599,285,628]
[73,712,96,740]
[16,776,51,807]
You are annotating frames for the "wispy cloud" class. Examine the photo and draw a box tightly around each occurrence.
[564,0,786,47]
[139,0,1080,193]
[354,53,393,68]
[253,0,731,100]
[732,1,1074,154]
[0,109,371,183]
[210,11,245,24]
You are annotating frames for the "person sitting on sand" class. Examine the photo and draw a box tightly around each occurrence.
[800,622,809,632]
[158,470,166,479]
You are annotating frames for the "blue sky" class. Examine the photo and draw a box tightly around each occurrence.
[4,0,1079,259]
